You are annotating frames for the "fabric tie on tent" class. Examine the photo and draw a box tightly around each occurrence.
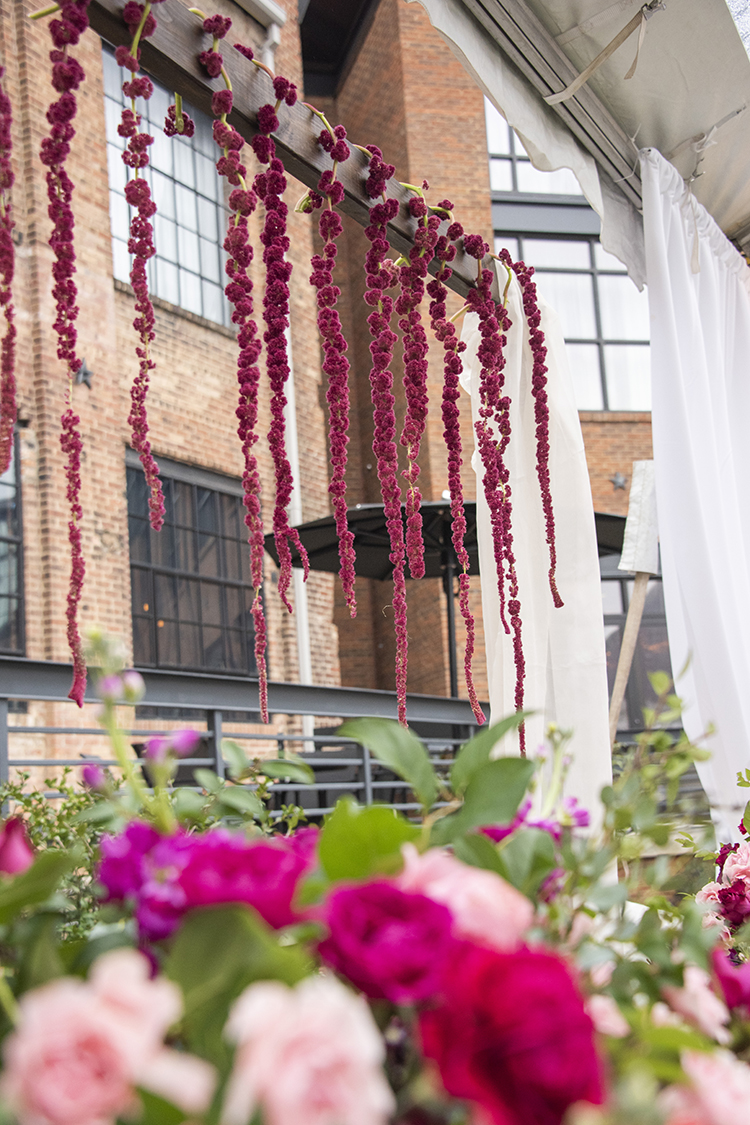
[641,147,750,841]
[459,265,611,821]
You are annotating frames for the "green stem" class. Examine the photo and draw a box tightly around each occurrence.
[175,93,185,134]
[101,701,150,813]
[28,2,60,17]
[0,972,18,1026]
[130,1,152,61]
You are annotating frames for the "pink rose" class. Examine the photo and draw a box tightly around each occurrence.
[397,844,533,951]
[222,975,394,1125]
[0,817,34,874]
[721,840,750,884]
[2,949,214,1125]
[318,880,455,1003]
[661,966,730,1044]
[696,882,722,908]
[678,1049,750,1124]
[659,1084,712,1125]
[585,994,629,1039]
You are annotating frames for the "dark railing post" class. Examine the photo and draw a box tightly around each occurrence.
[362,742,373,806]
[208,710,223,778]
[0,698,7,785]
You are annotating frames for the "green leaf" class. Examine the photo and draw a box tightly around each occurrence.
[215,786,264,818]
[498,827,557,897]
[648,670,672,698]
[133,1089,189,1125]
[452,832,511,880]
[258,759,315,785]
[0,850,76,925]
[338,718,438,810]
[73,802,121,827]
[172,789,207,820]
[318,798,420,881]
[743,798,750,835]
[586,881,628,912]
[450,712,530,796]
[16,913,65,991]
[222,739,249,781]
[165,905,307,1069]
[193,769,222,794]
[431,757,534,845]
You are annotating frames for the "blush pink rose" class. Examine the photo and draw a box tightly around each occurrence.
[222,975,394,1125]
[585,994,629,1039]
[397,844,533,951]
[721,841,750,885]
[661,966,730,1045]
[677,1049,750,1124]
[658,1084,713,1125]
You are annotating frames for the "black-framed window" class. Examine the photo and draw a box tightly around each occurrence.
[485,98,651,412]
[127,455,257,674]
[0,437,24,655]
[103,46,230,327]
[601,555,673,732]
[494,234,650,411]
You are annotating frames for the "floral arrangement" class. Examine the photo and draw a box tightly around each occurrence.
[0,641,740,1125]
[10,0,568,730]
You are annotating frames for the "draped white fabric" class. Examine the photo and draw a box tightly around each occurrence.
[460,268,612,819]
[641,148,750,841]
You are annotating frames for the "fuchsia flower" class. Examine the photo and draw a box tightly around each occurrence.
[0,66,16,478]
[419,942,603,1125]
[81,763,107,792]
[222,975,394,1125]
[0,817,34,875]
[144,727,201,761]
[318,880,455,1004]
[711,948,750,1011]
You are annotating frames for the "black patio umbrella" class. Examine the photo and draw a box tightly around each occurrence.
[264,501,478,697]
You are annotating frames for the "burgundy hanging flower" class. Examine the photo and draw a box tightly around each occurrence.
[40,0,91,706]
[426,213,485,724]
[0,67,16,477]
[119,1,165,533]
[505,252,563,608]
[396,190,440,580]
[309,116,356,616]
[251,81,309,617]
[465,238,525,750]
[362,150,409,721]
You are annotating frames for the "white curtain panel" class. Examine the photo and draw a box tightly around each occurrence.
[641,147,750,841]
[460,267,612,821]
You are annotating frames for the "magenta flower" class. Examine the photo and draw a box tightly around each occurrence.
[0,67,16,477]
[318,880,455,1004]
[81,763,107,792]
[0,817,34,875]
[145,728,201,762]
[712,948,750,1010]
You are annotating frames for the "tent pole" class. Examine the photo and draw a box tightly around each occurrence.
[442,552,459,699]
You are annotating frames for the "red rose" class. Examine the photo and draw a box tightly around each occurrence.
[419,942,604,1125]
[318,881,455,1004]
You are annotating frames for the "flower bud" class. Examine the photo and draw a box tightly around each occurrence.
[0,818,34,875]
[121,670,145,703]
[82,763,107,792]
[97,674,123,703]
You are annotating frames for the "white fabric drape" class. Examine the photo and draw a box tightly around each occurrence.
[460,268,612,819]
[641,148,750,841]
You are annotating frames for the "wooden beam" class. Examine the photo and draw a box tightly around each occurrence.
[88,0,487,300]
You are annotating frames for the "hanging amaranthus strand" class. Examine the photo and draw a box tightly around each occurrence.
[39,0,90,706]
[251,75,310,614]
[465,236,525,751]
[197,25,270,722]
[426,207,485,724]
[507,252,563,609]
[363,147,410,721]
[396,183,440,579]
[117,0,165,532]
[0,67,16,476]
[303,107,356,616]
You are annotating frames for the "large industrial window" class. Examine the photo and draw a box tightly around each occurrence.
[103,46,230,327]
[0,439,24,655]
[485,98,583,197]
[127,454,257,674]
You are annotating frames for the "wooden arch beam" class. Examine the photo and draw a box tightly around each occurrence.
[88,0,488,300]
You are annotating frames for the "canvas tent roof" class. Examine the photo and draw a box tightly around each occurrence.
[409,0,750,284]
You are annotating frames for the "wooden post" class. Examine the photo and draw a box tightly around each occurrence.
[608,570,649,746]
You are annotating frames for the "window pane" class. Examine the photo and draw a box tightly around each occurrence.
[179,623,201,667]
[131,567,152,616]
[151,170,175,219]
[484,98,510,154]
[197,532,220,577]
[111,237,130,284]
[594,243,627,272]
[179,269,202,315]
[148,83,170,123]
[155,258,179,306]
[489,158,513,192]
[197,196,219,242]
[523,239,590,270]
[200,581,223,626]
[226,585,244,630]
[202,626,225,669]
[0,542,17,595]
[151,523,177,569]
[175,184,198,230]
[602,579,623,615]
[495,236,518,261]
[155,573,178,619]
[219,492,241,539]
[156,618,179,665]
[223,536,242,581]
[644,579,665,615]
[102,50,123,99]
[197,488,218,533]
[0,484,18,539]
[173,481,194,527]
[195,154,219,201]
[598,275,650,341]
[176,577,200,622]
[150,127,173,177]
[154,216,178,262]
[226,629,246,670]
[132,615,155,666]
[515,160,583,196]
[604,345,651,410]
[533,272,596,338]
[178,227,200,273]
[173,137,195,190]
[565,344,603,410]
[173,524,195,573]
[128,515,150,563]
[105,100,125,146]
[202,281,225,325]
[107,146,127,194]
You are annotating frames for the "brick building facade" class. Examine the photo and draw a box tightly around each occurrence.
[0,0,661,745]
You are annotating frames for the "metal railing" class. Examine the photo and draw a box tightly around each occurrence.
[0,657,485,816]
